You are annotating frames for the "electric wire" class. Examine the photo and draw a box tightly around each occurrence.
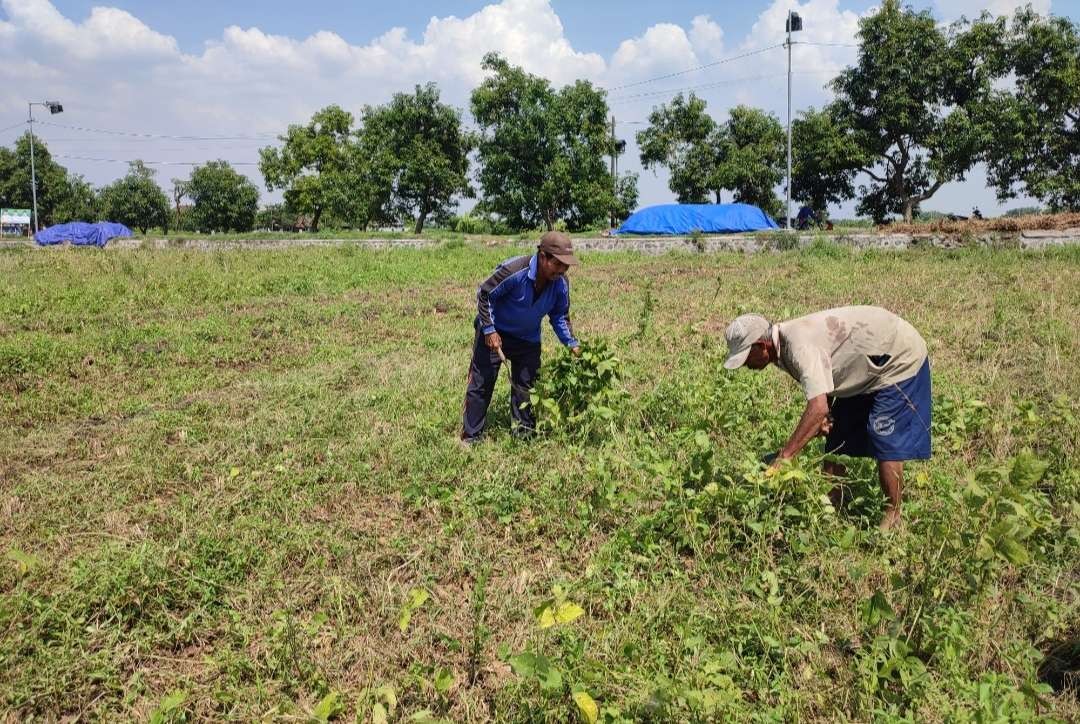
[53,154,261,166]
[609,69,837,105]
[36,120,278,141]
[600,44,786,92]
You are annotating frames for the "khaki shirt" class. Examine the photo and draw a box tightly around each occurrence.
[775,306,927,399]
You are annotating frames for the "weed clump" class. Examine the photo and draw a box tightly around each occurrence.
[530,339,624,437]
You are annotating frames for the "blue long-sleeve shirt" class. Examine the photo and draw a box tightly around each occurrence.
[476,254,579,348]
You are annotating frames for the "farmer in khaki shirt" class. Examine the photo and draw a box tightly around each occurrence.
[723,306,931,530]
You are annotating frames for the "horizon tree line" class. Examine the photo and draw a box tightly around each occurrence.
[1,1,1075,233]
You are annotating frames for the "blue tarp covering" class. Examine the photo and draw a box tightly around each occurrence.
[615,203,778,235]
[34,221,133,247]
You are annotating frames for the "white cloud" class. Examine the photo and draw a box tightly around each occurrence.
[611,23,700,80]
[1,0,178,61]
[416,0,605,85]
[689,15,725,59]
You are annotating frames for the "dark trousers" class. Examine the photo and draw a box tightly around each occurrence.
[462,325,541,440]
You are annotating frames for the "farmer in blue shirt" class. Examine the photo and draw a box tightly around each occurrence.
[462,232,581,442]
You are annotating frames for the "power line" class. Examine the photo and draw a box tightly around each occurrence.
[53,154,261,166]
[799,41,859,48]
[0,120,26,135]
[604,44,784,92]
[610,72,788,103]
[36,120,278,141]
[40,136,274,145]
[609,68,840,105]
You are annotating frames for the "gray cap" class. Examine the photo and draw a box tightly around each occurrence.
[723,314,771,369]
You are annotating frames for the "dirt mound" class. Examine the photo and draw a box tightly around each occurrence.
[883,212,1080,234]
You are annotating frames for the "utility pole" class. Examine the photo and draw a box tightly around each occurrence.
[785,11,802,230]
[28,105,38,234]
[27,100,63,234]
[609,115,616,229]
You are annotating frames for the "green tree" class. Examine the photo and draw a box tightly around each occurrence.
[638,96,785,216]
[170,177,189,231]
[637,93,717,203]
[714,106,785,218]
[259,105,355,232]
[830,0,1007,222]
[186,160,259,233]
[254,203,299,231]
[359,84,473,234]
[0,133,84,227]
[982,9,1079,211]
[98,161,170,233]
[53,175,98,224]
[613,172,640,224]
[791,106,868,217]
[471,53,623,231]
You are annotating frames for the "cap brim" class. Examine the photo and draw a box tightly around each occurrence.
[552,252,580,266]
[723,346,752,370]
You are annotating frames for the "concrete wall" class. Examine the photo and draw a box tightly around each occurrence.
[3,228,1078,253]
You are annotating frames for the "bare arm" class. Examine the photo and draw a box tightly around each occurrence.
[776,394,830,462]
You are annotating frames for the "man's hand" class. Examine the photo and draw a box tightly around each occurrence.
[571,346,581,357]
[818,415,833,437]
[765,454,789,477]
[485,331,503,351]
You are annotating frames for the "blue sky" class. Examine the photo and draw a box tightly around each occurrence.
[5,0,1078,218]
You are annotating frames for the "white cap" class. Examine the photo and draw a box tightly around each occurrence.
[723,314,771,369]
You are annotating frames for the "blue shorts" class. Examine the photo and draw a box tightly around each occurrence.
[825,358,932,461]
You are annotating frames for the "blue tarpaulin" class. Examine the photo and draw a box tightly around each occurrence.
[615,203,778,235]
[34,222,133,247]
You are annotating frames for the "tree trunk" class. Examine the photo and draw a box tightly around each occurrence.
[902,197,915,222]
[311,206,321,233]
[414,208,428,234]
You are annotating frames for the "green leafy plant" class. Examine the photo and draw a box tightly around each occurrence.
[398,588,430,633]
[530,339,624,437]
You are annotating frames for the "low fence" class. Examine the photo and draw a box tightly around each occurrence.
[3,228,1078,253]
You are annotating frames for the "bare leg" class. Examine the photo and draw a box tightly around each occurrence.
[823,460,848,509]
[878,460,904,530]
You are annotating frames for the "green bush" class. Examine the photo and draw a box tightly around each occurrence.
[530,339,624,437]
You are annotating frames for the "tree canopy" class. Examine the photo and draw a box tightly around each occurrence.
[186,161,260,233]
[0,133,93,227]
[982,9,1080,211]
[471,53,630,231]
[98,161,170,233]
[360,84,473,234]
[828,0,1006,221]
[637,93,718,204]
[791,106,867,216]
[637,96,785,216]
[259,105,355,233]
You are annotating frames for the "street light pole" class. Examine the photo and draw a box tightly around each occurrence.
[785,11,802,230]
[27,100,63,234]
[28,103,39,234]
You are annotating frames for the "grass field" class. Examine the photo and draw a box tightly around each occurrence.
[1,241,1078,722]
